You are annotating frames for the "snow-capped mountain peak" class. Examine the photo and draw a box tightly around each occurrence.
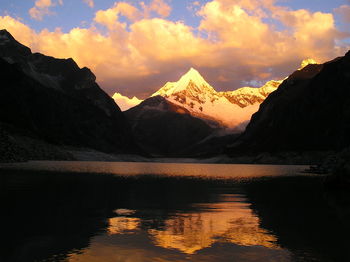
[149,68,270,128]
[112,92,143,111]
[148,67,285,128]
[220,79,282,108]
[175,67,213,92]
[152,68,215,97]
[299,58,317,70]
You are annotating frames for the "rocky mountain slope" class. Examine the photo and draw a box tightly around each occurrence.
[220,80,282,108]
[228,51,350,153]
[114,68,282,127]
[123,67,283,156]
[124,96,213,156]
[151,68,279,128]
[0,29,138,161]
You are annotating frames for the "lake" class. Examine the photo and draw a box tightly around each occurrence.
[0,161,349,262]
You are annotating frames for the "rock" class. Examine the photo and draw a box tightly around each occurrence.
[228,51,350,154]
[0,30,139,158]
[125,96,214,156]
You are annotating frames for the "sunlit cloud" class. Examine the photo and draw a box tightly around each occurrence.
[83,0,94,8]
[94,0,171,27]
[29,0,55,21]
[335,5,350,23]
[2,0,349,97]
[187,1,201,13]
[141,0,171,18]
[94,2,140,28]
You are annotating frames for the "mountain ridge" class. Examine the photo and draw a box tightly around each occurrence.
[124,96,214,156]
[0,29,139,160]
[116,68,283,130]
[149,68,281,128]
[226,51,350,154]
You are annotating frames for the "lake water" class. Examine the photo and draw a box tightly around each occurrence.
[0,161,349,262]
[0,161,309,178]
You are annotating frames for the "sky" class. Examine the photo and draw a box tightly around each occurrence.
[1,0,350,98]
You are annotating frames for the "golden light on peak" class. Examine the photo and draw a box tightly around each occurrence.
[299,58,317,70]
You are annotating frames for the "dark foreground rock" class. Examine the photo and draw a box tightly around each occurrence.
[125,96,214,156]
[324,148,350,189]
[0,29,139,160]
[228,51,350,154]
[0,124,74,162]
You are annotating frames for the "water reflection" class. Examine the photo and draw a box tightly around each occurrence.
[0,161,308,178]
[148,194,278,254]
[108,217,140,235]
[0,167,348,262]
[67,192,287,262]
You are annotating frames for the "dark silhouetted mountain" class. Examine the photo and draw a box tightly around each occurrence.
[0,29,138,160]
[125,96,214,156]
[228,51,350,154]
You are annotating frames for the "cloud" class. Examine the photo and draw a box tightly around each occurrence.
[29,0,54,21]
[187,1,201,12]
[3,0,350,98]
[141,0,171,18]
[94,0,171,28]
[335,5,350,23]
[94,2,141,29]
[83,0,94,8]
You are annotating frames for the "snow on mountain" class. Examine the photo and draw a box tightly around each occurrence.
[299,58,317,70]
[152,68,216,98]
[220,80,282,108]
[112,92,143,111]
[151,68,281,128]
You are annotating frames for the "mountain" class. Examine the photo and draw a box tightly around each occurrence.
[227,51,350,154]
[124,96,213,156]
[112,92,143,111]
[123,68,282,156]
[151,68,280,128]
[0,29,138,161]
[220,80,282,108]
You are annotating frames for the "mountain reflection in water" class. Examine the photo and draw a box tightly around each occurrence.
[148,194,278,254]
[0,163,349,262]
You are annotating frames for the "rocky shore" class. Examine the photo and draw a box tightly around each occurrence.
[324,148,350,190]
[0,125,74,163]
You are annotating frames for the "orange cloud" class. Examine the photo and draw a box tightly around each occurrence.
[187,1,201,12]
[2,0,349,98]
[83,0,94,8]
[199,2,271,47]
[141,0,171,18]
[94,2,140,29]
[335,5,350,23]
[129,18,206,60]
[94,0,171,28]
[29,0,55,21]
